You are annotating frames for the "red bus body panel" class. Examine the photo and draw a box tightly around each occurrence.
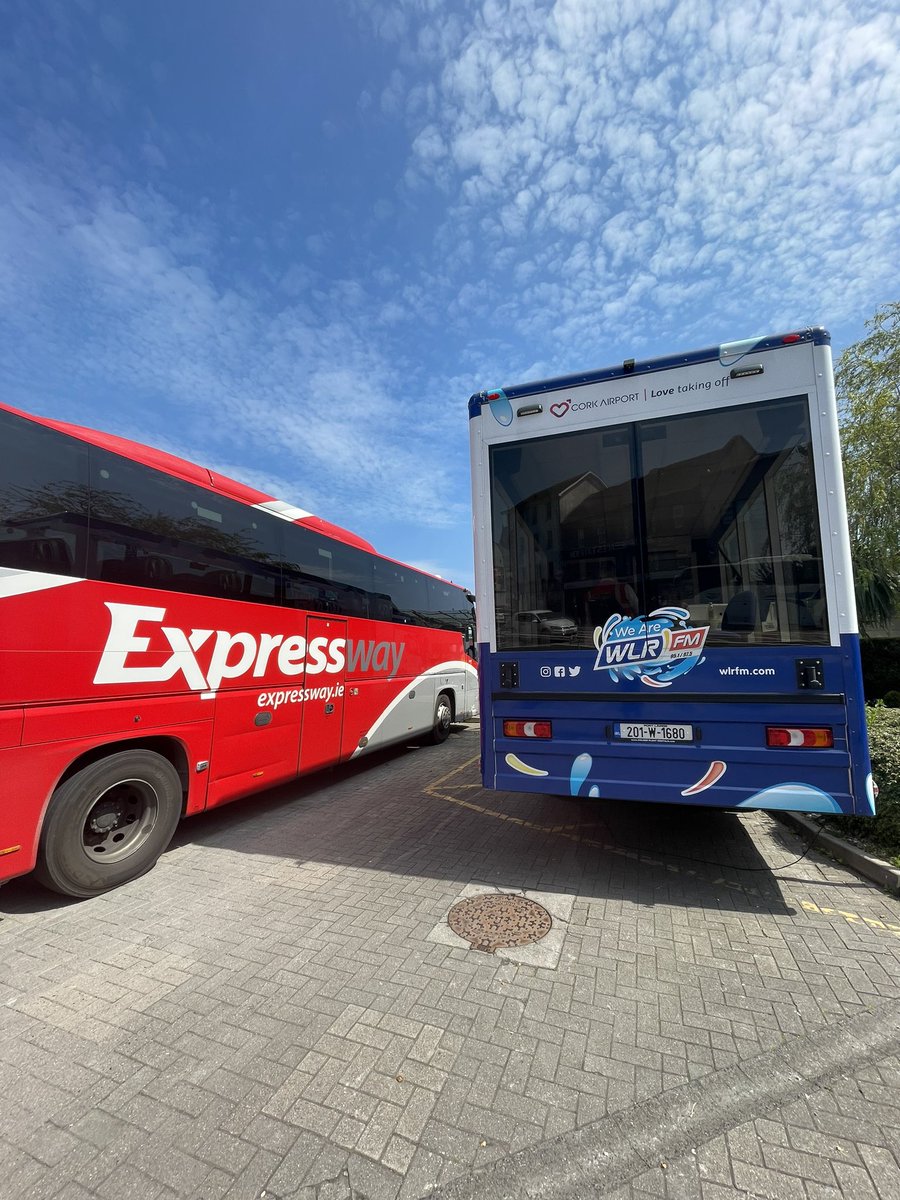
[0,574,473,882]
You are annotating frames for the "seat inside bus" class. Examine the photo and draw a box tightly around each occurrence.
[0,536,73,571]
[100,555,174,585]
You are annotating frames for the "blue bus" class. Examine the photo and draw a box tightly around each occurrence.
[467,328,875,815]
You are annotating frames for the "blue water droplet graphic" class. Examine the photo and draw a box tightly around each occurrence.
[570,753,592,796]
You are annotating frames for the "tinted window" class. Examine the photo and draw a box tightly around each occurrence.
[428,578,476,637]
[490,396,828,649]
[639,397,827,644]
[491,424,637,649]
[374,561,429,624]
[282,524,372,618]
[0,410,90,578]
[329,546,375,619]
[89,451,282,603]
[2,410,475,632]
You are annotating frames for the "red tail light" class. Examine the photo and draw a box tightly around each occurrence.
[766,727,833,748]
[503,720,552,739]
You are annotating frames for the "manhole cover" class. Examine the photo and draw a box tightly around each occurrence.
[447,893,552,953]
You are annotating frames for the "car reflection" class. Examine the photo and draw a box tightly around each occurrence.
[515,609,578,641]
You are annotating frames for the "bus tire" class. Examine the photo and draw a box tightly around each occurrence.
[429,691,453,744]
[35,750,183,898]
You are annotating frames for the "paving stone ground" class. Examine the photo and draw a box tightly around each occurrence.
[1,722,899,1200]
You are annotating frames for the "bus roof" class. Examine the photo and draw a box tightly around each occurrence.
[468,326,831,416]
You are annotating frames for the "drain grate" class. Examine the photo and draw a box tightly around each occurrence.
[447,893,553,954]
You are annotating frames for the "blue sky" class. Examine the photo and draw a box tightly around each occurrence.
[1,0,898,591]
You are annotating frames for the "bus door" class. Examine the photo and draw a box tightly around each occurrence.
[299,615,347,774]
[206,684,302,810]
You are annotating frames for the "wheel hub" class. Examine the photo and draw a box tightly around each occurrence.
[89,806,122,835]
[82,779,155,860]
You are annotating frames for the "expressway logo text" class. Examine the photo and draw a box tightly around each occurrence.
[93,602,405,693]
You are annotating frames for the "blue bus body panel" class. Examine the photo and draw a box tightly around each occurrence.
[480,634,874,816]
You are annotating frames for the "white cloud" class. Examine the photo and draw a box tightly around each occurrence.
[373,0,900,363]
[0,135,471,541]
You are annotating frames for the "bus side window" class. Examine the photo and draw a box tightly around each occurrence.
[88,449,285,604]
[370,593,393,622]
[0,409,90,579]
[374,562,429,625]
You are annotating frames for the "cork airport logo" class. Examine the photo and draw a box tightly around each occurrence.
[592,607,709,688]
[485,388,643,425]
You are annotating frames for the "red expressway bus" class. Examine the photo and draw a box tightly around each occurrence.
[0,401,477,897]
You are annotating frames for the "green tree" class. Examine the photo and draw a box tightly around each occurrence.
[835,301,900,627]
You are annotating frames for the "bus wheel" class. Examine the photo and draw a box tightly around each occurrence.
[429,692,453,744]
[35,750,182,898]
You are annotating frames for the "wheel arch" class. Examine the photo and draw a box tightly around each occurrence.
[438,686,456,719]
[34,738,191,897]
[428,688,455,745]
[53,736,191,816]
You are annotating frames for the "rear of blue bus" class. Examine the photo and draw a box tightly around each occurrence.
[468,330,875,816]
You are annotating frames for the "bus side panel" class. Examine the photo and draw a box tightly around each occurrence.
[345,662,477,758]
[841,632,875,812]
[478,643,494,785]
[205,686,304,808]
[484,643,874,816]
[347,674,434,756]
[22,693,215,748]
[0,744,72,878]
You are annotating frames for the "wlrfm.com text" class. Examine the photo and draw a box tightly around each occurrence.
[718,666,776,677]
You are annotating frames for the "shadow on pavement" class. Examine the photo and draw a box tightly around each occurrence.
[1,724,807,917]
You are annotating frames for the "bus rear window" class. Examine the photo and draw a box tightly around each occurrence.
[490,396,828,649]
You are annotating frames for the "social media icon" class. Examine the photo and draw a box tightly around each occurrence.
[540,666,552,678]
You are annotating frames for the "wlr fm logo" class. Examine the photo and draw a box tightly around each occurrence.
[592,607,708,688]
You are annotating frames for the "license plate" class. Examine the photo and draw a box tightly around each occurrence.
[614,722,694,743]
